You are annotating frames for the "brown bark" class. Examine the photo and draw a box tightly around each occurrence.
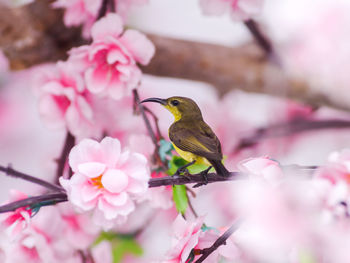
[0,0,346,111]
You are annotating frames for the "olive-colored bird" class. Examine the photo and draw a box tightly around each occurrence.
[141,96,230,177]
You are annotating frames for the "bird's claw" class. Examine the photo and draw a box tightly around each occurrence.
[193,166,211,188]
[174,161,196,180]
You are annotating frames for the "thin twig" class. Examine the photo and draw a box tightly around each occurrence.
[97,0,109,20]
[194,218,243,263]
[133,89,168,170]
[186,186,196,198]
[55,132,75,183]
[235,119,350,152]
[244,19,275,60]
[0,165,64,192]
[144,106,163,140]
[109,0,116,13]
[187,194,198,218]
[0,192,68,213]
[133,89,158,145]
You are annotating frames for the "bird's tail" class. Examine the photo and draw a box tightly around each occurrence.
[209,160,230,177]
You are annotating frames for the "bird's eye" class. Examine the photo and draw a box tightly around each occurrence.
[171,100,179,106]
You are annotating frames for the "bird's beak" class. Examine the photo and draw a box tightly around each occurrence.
[140,97,167,105]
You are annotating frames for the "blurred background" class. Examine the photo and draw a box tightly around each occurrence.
[2,0,350,262]
[2,0,350,201]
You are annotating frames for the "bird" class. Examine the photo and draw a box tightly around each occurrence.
[140,96,230,177]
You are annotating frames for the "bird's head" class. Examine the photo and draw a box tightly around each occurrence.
[140,96,203,121]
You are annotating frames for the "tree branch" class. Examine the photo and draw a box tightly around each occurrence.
[133,89,168,169]
[0,165,64,192]
[0,192,68,213]
[149,172,246,188]
[2,0,349,111]
[55,131,75,183]
[235,118,350,152]
[244,19,272,53]
[194,218,243,263]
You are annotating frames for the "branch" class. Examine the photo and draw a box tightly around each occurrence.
[0,165,64,192]
[235,118,350,152]
[133,89,158,146]
[133,89,168,169]
[0,192,68,213]
[195,218,243,263]
[2,1,349,111]
[149,172,246,188]
[0,164,316,213]
[97,0,109,20]
[55,131,75,183]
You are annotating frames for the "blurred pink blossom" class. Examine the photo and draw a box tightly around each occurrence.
[53,0,148,38]
[60,137,150,230]
[35,62,94,138]
[52,0,101,38]
[58,203,100,250]
[0,190,32,238]
[0,205,91,263]
[199,0,264,21]
[92,241,113,263]
[160,215,237,263]
[314,149,350,220]
[238,156,283,182]
[69,13,155,100]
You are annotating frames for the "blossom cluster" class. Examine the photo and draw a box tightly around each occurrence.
[35,13,155,139]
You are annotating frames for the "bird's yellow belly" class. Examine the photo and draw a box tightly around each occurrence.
[172,143,211,166]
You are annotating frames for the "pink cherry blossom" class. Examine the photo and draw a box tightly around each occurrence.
[238,156,283,182]
[199,0,264,21]
[145,171,173,209]
[35,61,95,138]
[0,205,89,263]
[57,203,100,250]
[69,13,155,100]
[60,136,150,230]
[160,215,238,263]
[313,149,350,220]
[0,190,32,238]
[53,0,149,38]
[52,0,101,38]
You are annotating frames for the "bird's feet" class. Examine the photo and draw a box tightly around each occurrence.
[193,166,212,188]
[174,160,196,180]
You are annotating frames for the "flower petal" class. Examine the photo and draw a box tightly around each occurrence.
[85,66,110,94]
[91,13,123,41]
[101,169,129,193]
[119,29,155,65]
[78,162,106,178]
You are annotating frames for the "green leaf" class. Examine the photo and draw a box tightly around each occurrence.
[159,139,174,162]
[93,232,143,263]
[112,238,143,263]
[167,156,187,175]
[173,185,188,214]
[187,163,212,174]
[94,231,119,245]
[167,155,213,175]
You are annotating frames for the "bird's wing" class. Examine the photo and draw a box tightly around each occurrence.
[169,121,222,160]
